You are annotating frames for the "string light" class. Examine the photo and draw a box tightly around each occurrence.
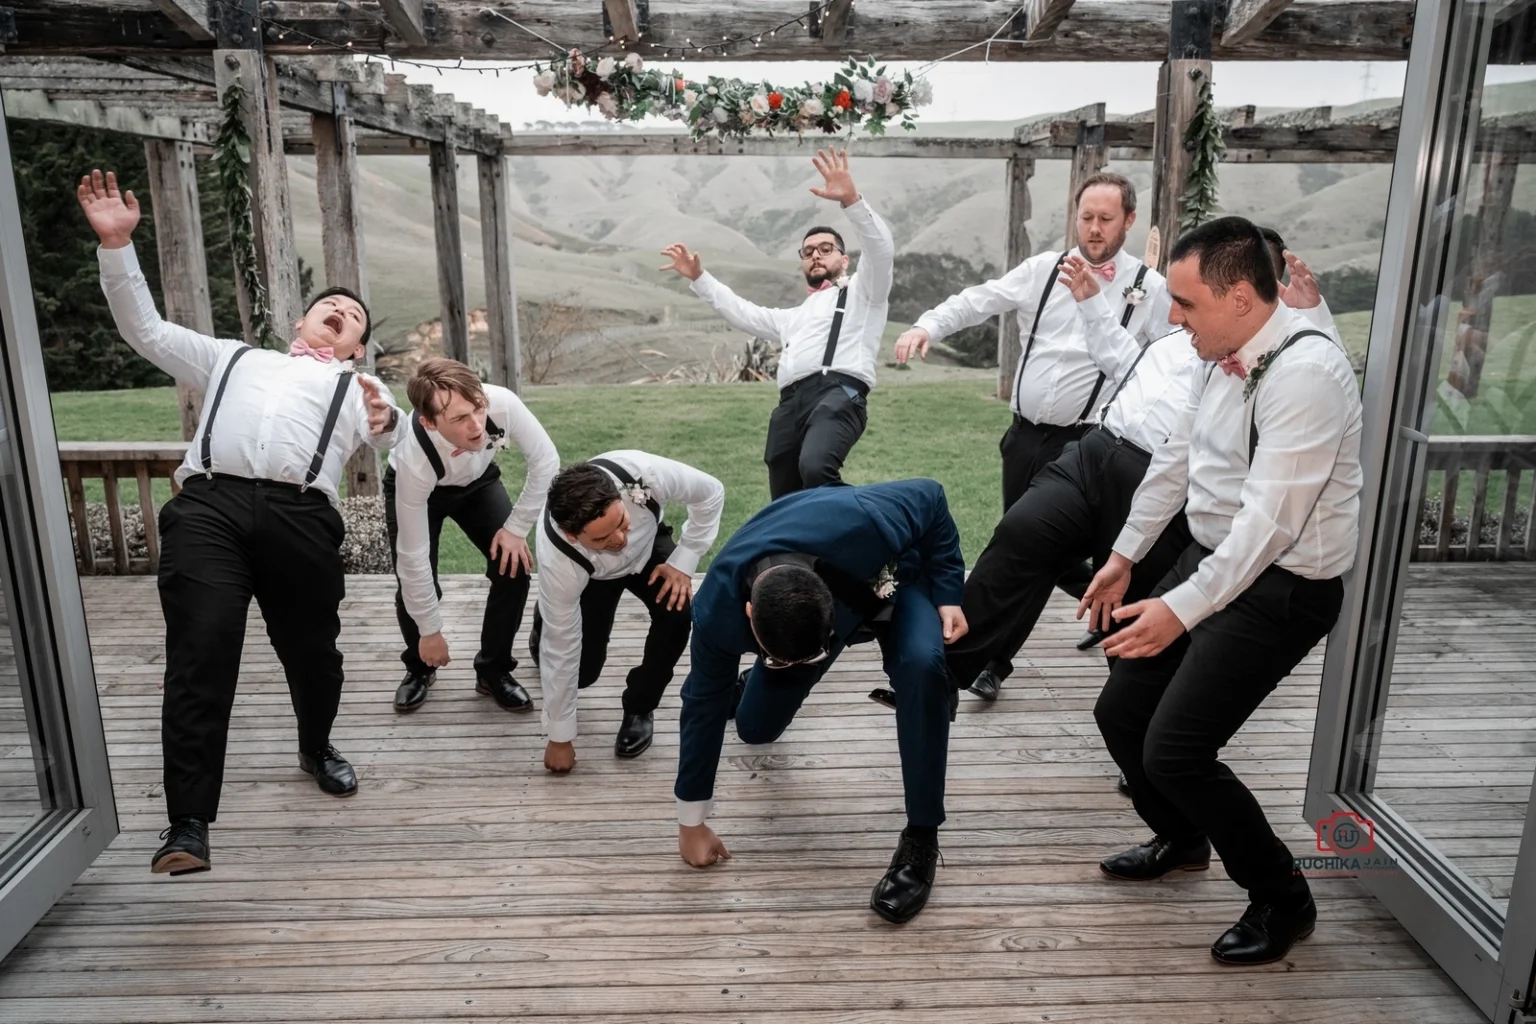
[643,0,840,58]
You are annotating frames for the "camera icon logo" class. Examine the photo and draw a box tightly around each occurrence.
[1317,810,1376,855]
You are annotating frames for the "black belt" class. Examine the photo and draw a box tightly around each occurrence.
[184,473,332,502]
[782,370,869,401]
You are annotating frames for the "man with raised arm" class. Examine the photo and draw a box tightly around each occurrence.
[78,169,406,877]
[661,149,894,499]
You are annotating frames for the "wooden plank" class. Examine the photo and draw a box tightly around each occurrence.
[63,463,93,575]
[996,155,1033,404]
[151,0,213,41]
[1221,0,1294,47]
[1467,456,1492,559]
[378,0,430,47]
[1025,0,1078,40]
[603,0,642,44]
[142,139,211,441]
[429,138,469,364]
[503,133,1021,160]
[812,0,854,45]
[477,152,522,394]
[1150,60,1209,271]
[134,463,161,573]
[58,442,191,461]
[0,90,213,144]
[1436,471,1460,561]
[1064,104,1108,250]
[100,465,130,574]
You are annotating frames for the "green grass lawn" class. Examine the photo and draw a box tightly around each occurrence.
[49,378,1012,574]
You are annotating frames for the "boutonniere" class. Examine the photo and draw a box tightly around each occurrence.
[621,477,654,507]
[1122,284,1147,306]
[1242,349,1280,401]
[486,433,510,453]
[871,562,898,600]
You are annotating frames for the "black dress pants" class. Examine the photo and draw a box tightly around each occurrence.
[383,463,531,679]
[529,528,692,717]
[765,371,869,499]
[948,428,1192,688]
[1094,543,1343,904]
[157,474,348,823]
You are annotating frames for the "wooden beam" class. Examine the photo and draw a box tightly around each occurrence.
[997,156,1034,404]
[378,0,430,46]
[812,0,854,45]
[504,133,1021,159]
[152,0,214,41]
[0,90,214,143]
[1014,103,1106,144]
[12,1,1418,62]
[477,153,522,394]
[214,50,303,343]
[603,0,642,44]
[1150,1,1215,270]
[1025,0,1078,40]
[1222,0,1295,47]
[1062,104,1107,250]
[143,139,213,441]
[429,140,469,365]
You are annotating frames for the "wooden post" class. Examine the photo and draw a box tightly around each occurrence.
[142,139,213,442]
[477,152,522,394]
[429,139,469,364]
[1064,104,1108,250]
[1150,0,1215,271]
[997,154,1034,404]
[312,84,381,497]
[1449,150,1518,399]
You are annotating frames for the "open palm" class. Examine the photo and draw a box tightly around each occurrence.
[76,169,140,246]
[809,149,858,207]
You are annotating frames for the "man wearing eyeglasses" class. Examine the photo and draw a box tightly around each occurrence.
[672,479,967,925]
[661,149,894,499]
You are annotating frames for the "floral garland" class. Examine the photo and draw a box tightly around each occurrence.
[533,52,933,140]
[213,81,279,349]
[1179,76,1226,232]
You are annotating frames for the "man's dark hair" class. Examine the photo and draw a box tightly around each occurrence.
[801,226,845,253]
[306,286,373,347]
[1168,216,1280,304]
[1257,226,1287,280]
[547,463,620,535]
[1074,171,1137,214]
[749,564,834,663]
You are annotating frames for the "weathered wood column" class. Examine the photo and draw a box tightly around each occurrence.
[1150,0,1215,271]
[477,151,522,394]
[312,83,381,496]
[1064,104,1108,250]
[996,153,1034,404]
[429,138,469,364]
[1450,149,1519,399]
[142,139,212,441]
[212,0,303,343]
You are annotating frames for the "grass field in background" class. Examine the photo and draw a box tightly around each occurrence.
[49,378,1012,574]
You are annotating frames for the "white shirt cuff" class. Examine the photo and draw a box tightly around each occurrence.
[1112,525,1156,563]
[1160,580,1214,631]
[667,547,701,577]
[677,798,714,827]
[1079,289,1114,320]
[913,314,946,342]
[97,242,141,274]
[543,708,578,744]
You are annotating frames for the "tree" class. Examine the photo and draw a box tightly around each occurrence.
[889,252,1000,367]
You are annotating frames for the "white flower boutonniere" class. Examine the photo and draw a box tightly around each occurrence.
[1122,284,1148,306]
[486,432,510,453]
[621,477,654,507]
[871,562,898,600]
[1242,349,1281,401]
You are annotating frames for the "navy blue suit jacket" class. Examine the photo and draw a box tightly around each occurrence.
[674,479,965,808]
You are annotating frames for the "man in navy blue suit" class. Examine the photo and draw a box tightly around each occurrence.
[672,479,967,924]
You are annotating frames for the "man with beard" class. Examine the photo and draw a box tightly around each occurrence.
[894,172,1173,699]
[661,149,893,499]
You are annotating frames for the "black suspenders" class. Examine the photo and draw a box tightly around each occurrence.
[820,285,850,373]
[590,457,662,520]
[1079,263,1151,421]
[1012,253,1068,408]
[543,457,662,576]
[1097,333,1158,423]
[413,412,506,482]
[196,343,356,490]
[1247,329,1330,462]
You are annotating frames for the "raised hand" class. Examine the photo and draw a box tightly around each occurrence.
[1280,251,1321,309]
[1059,255,1102,302]
[658,243,703,281]
[809,149,859,208]
[76,169,140,249]
[894,327,931,365]
[359,376,396,435]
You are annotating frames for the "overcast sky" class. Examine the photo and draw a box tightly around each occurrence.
[395,58,1413,128]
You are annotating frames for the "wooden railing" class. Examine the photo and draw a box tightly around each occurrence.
[1415,435,1536,562]
[58,442,187,575]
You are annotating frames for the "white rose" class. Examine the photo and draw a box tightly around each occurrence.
[801,98,824,118]
[853,79,874,103]
[596,56,617,79]
[533,70,556,96]
[749,93,771,116]
[707,85,719,96]
[711,105,729,123]
[872,76,894,104]
[596,92,620,118]
[684,89,699,106]
[623,52,644,72]
[884,101,901,116]
[910,78,934,106]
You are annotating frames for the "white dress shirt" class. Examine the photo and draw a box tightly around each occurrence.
[915,247,1174,425]
[1113,303,1363,630]
[535,450,725,742]
[688,198,894,391]
[98,244,406,502]
[1099,300,1338,452]
[387,384,559,637]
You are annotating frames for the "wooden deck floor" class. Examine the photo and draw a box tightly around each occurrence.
[0,599,47,856]
[0,568,1513,1023]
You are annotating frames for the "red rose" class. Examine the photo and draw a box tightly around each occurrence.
[768,91,784,110]
[834,89,852,110]
[675,78,687,92]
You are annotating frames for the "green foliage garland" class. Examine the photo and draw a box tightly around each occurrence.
[214,80,279,349]
[1180,77,1226,231]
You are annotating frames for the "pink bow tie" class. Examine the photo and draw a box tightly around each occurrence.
[288,340,334,363]
[1088,261,1117,283]
[1217,354,1248,379]
[807,279,838,296]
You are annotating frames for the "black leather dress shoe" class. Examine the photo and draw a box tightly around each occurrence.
[728,670,748,720]
[1116,771,1132,797]
[394,670,435,712]
[870,828,940,924]
[477,673,534,712]
[615,711,654,758]
[1099,835,1211,880]
[968,668,1002,702]
[299,744,358,796]
[1211,898,1317,965]
[1076,628,1108,651]
[152,816,210,875]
